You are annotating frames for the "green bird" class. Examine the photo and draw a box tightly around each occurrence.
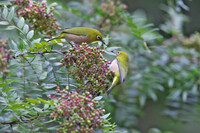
[47,27,105,45]
[107,50,129,95]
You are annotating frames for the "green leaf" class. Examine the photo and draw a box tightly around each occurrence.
[93,96,103,101]
[5,79,19,84]
[8,6,15,21]
[34,42,42,48]
[0,21,9,25]
[139,95,146,107]
[23,24,29,34]
[21,102,30,107]
[182,91,188,102]
[0,1,12,5]
[53,62,62,66]
[148,128,161,133]
[15,51,21,56]
[29,47,39,52]
[191,85,198,94]
[37,98,51,104]
[47,126,60,130]
[49,2,58,7]
[126,16,137,28]
[2,87,13,92]
[32,38,41,44]
[48,66,53,72]
[0,97,6,104]
[10,116,17,121]
[43,120,55,124]
[44,104,49,109]
[10,104,25,110]
[5,25,16,30]
[27,30,34,39]
[41,41,49,46]
[148,89,157,101]
[132,32,144,40]
[55,39,62,43]
[168,78,174,88]
[177,0,189,11]
[2,5,8,18]
[142,23,154,28]
[43,84,57,89]
[102,113,110,119]
[34,107,43,112]
[46,7,51,14]
[26,98,41,104]
[168,90,181,100]
[11,40,18,50]
[17,17,25,29]
[18,39,26,50]
[18,125,31,132]
[39,72,48,80]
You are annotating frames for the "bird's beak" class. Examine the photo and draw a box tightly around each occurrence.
[100,39,106,45]
[111,50,118,55]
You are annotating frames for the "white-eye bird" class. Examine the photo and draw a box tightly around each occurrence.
[107,50,129,95]
[47,27,105,45]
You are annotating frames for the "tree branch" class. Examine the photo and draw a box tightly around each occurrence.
[98,14,109,28]
[9,50,69,59]
[0,116,39,125]
[0,113,50,125]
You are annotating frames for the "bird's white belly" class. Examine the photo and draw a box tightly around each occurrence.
[109,59,119,73]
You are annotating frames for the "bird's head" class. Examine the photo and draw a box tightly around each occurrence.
[90,29,105,45]
[111,50,129,62]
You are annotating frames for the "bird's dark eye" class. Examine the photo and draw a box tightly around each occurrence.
[117,51,120,55]
[96,35,101,40]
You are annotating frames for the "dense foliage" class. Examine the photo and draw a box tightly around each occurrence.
[0,0,199,133]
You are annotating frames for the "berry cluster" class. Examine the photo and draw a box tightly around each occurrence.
[14,0,60,36]
[62,43,113,96]
[0,38,9,73]
[50,87,105,133]
[98,0,127,27]
[182,32,200,50]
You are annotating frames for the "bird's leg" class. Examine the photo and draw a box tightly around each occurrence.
[69,41,79,47]
[61,41,77,50]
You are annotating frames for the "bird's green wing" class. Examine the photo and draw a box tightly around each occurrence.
[117,59,124,84]
[61,28,88,36]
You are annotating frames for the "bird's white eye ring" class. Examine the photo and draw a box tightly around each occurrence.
[117,51,120,54]
[97,35,101,40]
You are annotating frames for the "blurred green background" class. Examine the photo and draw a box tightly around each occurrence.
[124,0,200,35]
[115,0,200,133]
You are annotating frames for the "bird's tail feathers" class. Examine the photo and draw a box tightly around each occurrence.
[107,85,114,95]
[47,33,65,42]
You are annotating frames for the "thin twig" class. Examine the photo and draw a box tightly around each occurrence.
[0,112,51,125]
[23,57,44,91]
[9,124,13,133]
[97,0,118,28]
[0,116,39,125]
[22,59,26,98]
[9,50,68,59]
[98,14,109,28]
